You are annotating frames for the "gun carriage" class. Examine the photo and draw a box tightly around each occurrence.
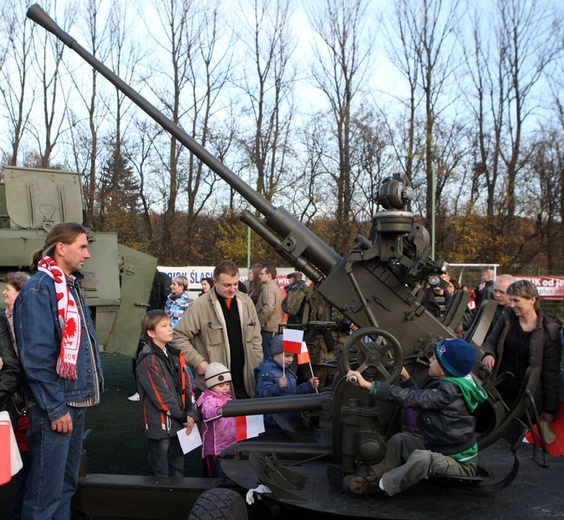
[24,5,539,519]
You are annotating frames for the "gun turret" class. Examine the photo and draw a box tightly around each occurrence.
[27,5,519,469]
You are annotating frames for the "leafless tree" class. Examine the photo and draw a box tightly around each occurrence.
[524,127,563,271]
[386,0,462,225]
[30,1,77,168]
[146,0,199,262]
[350,106,392,222]
[496,0,562,222]
[124,117,162,245]
[95,0,144,232]
[234,0,297,205]
[464,0,562,221]
[0,0,36,166]
[307,0,373,253]
[144,0,234,263]
[287,112,330,224]
[64,0,112,225]
[182,1,233,258]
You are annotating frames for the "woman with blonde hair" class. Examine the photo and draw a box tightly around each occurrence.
[482,280,561,422]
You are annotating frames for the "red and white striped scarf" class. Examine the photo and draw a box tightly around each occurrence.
[38,256,82,380]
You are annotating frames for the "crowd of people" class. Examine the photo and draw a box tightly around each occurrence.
[0,222,562,515]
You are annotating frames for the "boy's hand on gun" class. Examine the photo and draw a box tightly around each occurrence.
[278,376,288,389]
[400,366,410,381]
[347,366,410,390]
[183,416,195,435]
[310,377,320,388]
[347,367,411,390]
[346,370,370,390]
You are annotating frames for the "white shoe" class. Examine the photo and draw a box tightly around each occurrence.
[127,392,140,402]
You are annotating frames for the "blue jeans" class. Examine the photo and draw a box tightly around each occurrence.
[147,437,184,477]
[8,449,29,520]
[22,405,86,520]
[261,331,277,358]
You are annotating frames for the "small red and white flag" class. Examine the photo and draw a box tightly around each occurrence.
[235,415,265,442]
[283,329,303,354]
[297,341,311,365]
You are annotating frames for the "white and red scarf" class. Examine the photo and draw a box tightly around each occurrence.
[38,256,81,380]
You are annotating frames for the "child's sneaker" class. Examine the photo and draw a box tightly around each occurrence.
[342,473,388,496]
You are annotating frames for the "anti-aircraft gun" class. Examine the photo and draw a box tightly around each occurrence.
[0,165,157,357]
[26,5,538,519]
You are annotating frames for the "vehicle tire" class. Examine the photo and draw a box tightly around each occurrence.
[188,488,248,520]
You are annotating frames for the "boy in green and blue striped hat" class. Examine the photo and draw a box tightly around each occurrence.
[345,338,487,497]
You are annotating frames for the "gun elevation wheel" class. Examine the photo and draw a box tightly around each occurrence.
[340,327,403,383]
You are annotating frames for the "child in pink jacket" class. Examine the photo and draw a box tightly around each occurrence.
[197,363,236,477]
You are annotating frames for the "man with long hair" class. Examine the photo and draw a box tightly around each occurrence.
[14,222,103,519]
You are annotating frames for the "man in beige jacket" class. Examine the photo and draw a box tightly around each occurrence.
[172,260,263,399]
[255,264,283,358]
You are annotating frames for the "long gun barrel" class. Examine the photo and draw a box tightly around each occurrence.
[222,394,325,417]
[26,4,341,281]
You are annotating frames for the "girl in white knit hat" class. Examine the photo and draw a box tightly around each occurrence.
[197,362,236,477]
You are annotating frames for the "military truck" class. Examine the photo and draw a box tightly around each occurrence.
[0,165,157,357]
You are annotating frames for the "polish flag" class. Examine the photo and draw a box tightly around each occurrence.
[235,415,265,442]
[297,341,311,365]
[283,328,303,354]
[0,413,23,485]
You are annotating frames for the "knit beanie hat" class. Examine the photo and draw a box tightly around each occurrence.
[434,338,476,377]
[269,335,284,356]
[204,362,232,388]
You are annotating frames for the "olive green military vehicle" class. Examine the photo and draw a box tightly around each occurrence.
[0,165,157,357]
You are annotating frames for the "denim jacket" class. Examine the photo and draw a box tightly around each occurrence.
[13,270,103,421]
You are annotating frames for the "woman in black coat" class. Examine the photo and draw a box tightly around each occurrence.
[0,307,21,414]
[482,280,561,422]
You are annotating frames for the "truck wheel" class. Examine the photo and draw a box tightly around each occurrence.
[188,488,248,520]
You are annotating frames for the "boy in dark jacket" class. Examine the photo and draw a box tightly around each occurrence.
[136,310,199,477]
[345,338,487,496]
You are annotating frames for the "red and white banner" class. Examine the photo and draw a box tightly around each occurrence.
[515,275,564,300]
[235,415,265,442]
[283,329,303,354]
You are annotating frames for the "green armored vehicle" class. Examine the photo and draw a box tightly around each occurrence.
[0,165,157,357]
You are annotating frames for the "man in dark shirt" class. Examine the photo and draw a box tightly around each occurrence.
[172,261,263,399]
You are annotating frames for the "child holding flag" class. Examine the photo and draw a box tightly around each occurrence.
[254,333,319,434]
[197,363,236,477]
[197,363,266,476]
